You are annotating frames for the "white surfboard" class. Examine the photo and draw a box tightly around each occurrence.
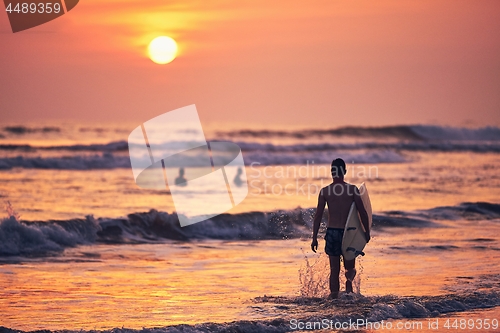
[341,182,373,261]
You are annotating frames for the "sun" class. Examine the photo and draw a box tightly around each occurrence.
[148,36,178,64]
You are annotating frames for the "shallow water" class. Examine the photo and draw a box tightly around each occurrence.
[2,216,500,331]
[1,123,500,332]
[1,123,499,221]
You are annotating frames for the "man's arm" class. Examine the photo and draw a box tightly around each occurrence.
[311,190,326,252]
[353,186,370,243]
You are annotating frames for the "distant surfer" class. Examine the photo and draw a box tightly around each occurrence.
[233,167,244,187]
[311,158,370,298]
[175,167,187,186]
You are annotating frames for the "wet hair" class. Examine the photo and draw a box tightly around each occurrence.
[331,158,346,177]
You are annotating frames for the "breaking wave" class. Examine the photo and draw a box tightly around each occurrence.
[250,291,500,332]
[1,140,498,170]
[411,125,500,141]
[0,141,129,152]
[2,126,61,135]
[1,291,499,332]
[384,202,500,223]
[0,215,100,256]
[1,202,498,257]
[219,125,500,142]
[3,124,500,141]
[237,140,500,153]
[2,139,500,154]
[0,150,406,170]
[0,209,313,256]
[0,154,131,170]
[0,124,498,170]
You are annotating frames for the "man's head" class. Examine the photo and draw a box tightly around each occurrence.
[331,158,346,178]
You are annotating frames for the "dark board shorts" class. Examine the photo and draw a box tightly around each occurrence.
[325,227,344,257]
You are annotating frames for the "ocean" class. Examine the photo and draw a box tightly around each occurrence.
[0,123,500,332]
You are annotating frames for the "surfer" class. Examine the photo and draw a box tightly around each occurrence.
[311,158,370,298]
[175,167,187,186]
[233,167,244,187]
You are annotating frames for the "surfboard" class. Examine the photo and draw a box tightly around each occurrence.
[341,182,373,261]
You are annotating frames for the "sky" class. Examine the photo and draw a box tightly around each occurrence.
[0,0,499,128]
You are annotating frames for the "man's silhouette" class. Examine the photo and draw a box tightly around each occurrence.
[175,167,187,186]
[233,167,244,187]
[311,158,370,298]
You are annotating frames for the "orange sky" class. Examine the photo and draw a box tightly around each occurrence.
[0,0,499,127]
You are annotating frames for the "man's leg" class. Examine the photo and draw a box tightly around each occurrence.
[344,258,356,293]
[328,255,341,298]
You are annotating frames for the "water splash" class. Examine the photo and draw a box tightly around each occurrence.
[298,251,329,297]
[5,200,20,220]
[298,250,365,297]
[338,256,364,295]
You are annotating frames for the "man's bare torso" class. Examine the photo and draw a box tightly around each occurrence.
[321,182,357,229]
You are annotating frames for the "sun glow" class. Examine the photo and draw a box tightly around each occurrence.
[147,36,178,64]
